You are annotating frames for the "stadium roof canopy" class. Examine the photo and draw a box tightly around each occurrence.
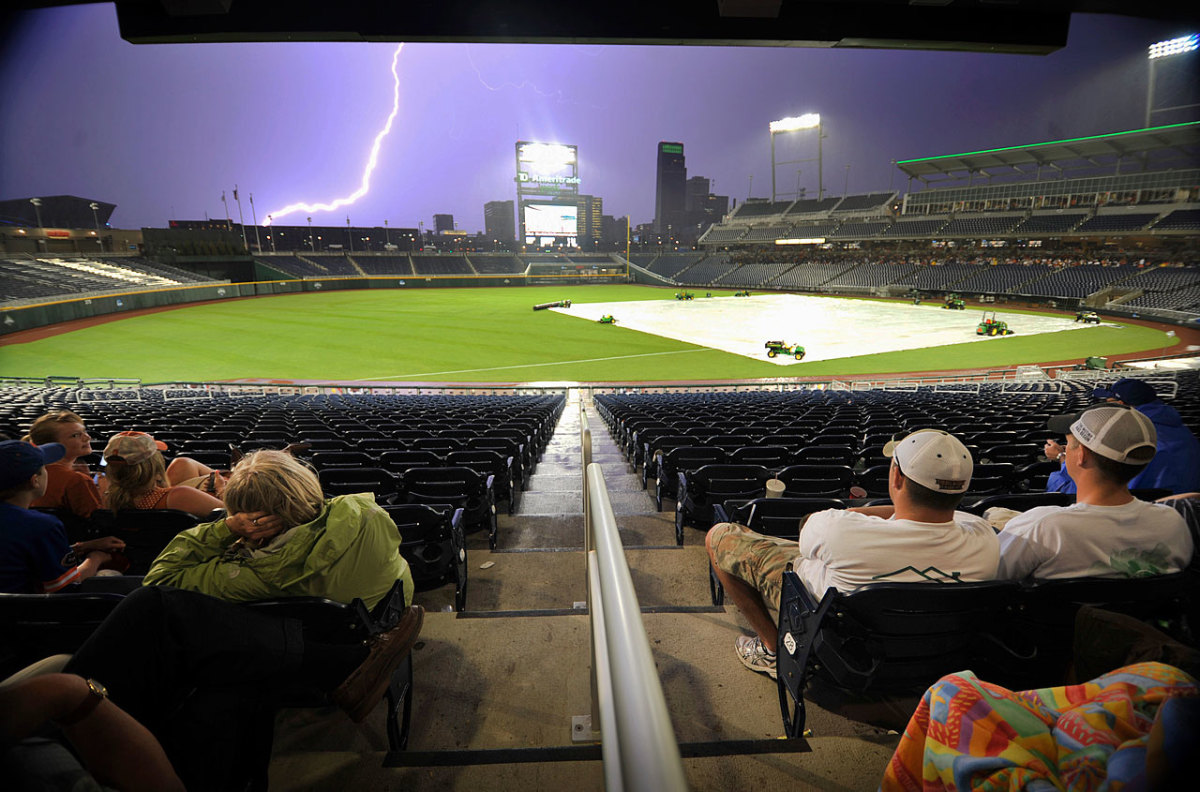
[0,196,117,229]
[895,122,1200,185]
[3,1,1196,54]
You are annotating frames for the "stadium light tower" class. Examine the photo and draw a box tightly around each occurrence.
[29,197,43,228]
[1146,33,1199,127]
[307,216,315,253]
[769,114,823,202]
[88,202,102,253]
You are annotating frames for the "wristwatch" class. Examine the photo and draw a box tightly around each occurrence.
[56,678,109,726]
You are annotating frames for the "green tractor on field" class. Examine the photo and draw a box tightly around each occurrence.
[765,340,806,360]
[734,290,752,297]
[598,314,616,324]
[1075,310,1101,324]
[675,291,695,301]
[1074,356,1109,371]
[976,312,1014,336]
[943,293,966,310]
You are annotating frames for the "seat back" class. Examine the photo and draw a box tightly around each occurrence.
[728,497,844,538]
[380,450,444,475]
[399,467,495,545]
[383,504,468,611]
[776,465,855,497]
[775,572,1030,737]
[1014,572,1196,687]
[855,464,891,497]
[0,592,126,677]
[310,450,376,469]
[90,508,202,575]
[793,446,856,467]
[318,467,398,499]
[728,445,790,468]
[676,464,772,535]
[967,463,1016,494]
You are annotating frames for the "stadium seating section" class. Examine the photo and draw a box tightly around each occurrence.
[2,255,217,302]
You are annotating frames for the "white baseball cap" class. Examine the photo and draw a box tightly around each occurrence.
[1047,404,1157,465]
[883,429,973,494]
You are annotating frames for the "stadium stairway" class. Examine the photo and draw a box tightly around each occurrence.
[267,391,897,790]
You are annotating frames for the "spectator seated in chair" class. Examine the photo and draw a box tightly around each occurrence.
[6,585,423,792]
[101,431,225,519]
[706,429,999,680]
[144,449,415,609]
[882,661,1198,792]
[26,411,103,520]
[998,405,1193,581]
[1045,378,1200,496]
[0,440,126,594]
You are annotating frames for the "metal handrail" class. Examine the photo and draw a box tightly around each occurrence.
[586,463,687,792]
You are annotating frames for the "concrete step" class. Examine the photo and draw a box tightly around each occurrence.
[514,491,581,516]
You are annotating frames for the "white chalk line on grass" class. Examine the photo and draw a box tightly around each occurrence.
[353,347,711,381]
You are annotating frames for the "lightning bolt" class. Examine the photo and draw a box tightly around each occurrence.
[464,46,604,110]
[263,43,404,225]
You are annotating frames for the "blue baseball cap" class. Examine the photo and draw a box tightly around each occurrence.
[1092,378,1159,406]
[0,440,66,490]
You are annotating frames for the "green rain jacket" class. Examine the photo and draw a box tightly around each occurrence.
[144,493,413,608]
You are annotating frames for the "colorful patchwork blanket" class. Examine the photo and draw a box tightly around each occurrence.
[881,661,1198,791]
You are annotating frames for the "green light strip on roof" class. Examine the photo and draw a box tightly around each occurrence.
[895,121,1200,165]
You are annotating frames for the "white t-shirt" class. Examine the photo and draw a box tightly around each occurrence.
[794,509,1000,599]
[996,499,1193,581]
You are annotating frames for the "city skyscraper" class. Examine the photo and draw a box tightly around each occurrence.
[654,141,686,235]
[576,194,603,251]
[685,176,710,212]
[433,214,455,234]
[484,200,515,242]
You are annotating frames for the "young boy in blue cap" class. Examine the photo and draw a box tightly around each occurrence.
[0,440,124,593]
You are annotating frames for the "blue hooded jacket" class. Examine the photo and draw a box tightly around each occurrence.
[1047,400,1200,495]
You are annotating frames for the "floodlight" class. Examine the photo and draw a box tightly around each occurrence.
[769,114,820,133]
[1148,34,1197,59]
[520,142,576,169]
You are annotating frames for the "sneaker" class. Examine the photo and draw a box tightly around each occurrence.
[734,634,777,679]
[332,605,424,722]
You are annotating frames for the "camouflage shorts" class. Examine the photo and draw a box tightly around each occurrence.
[709,522,795,609]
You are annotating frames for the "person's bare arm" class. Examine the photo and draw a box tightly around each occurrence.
[0,673,185,792]
[164,485,225,517]
[1156,492,1200,503]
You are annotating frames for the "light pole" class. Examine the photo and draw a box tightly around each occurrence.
[844,163,851,197]
[1146,34,1198,127]
[769,113,822,202]
[29,198,43,251]
[88,201,102,253]
[307,216,315,253]
[267,215,277,253]
[233,185,248,251]
[220,191,231,229]
[248,193,263,254]
[384,219,390,248]
[346,215,353,253]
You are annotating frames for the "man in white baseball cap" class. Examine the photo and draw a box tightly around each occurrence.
[998,404,1192,580]
[706,428,999,685]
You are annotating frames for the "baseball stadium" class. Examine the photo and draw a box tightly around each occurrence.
[2,3,1199,791]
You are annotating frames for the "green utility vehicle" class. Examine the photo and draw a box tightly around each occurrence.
[976,312,1014,336]
[765,340,806,360]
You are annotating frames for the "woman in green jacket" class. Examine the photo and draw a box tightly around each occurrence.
[145,450,414,609]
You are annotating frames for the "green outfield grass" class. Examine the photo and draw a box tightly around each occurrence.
[0,285,1175,383]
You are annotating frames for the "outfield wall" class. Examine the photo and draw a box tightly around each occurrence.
[0,274,628,337]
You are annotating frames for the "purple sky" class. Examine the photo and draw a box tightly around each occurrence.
[0,4,1188,232]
